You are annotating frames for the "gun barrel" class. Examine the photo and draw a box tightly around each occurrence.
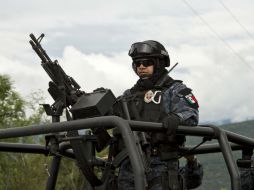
[29,33,52,63]
[29,33,83,108]
[29,33,38,43]
[29,40,47,63]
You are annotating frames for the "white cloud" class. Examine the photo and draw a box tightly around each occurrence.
[59,46,137,95]
[0,53,49,104]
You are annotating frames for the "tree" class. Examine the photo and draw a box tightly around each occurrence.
[0,75,25,129]
[0,74,84,189]
[0,75,49,189]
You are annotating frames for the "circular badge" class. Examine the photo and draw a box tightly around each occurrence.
[144,90,154,103]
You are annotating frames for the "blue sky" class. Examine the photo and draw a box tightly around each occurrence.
[0,0,253,124]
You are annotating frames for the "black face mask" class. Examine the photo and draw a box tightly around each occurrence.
[131,70,172,93]
[141,79,154,89]
[132,78,154,91]
[149,59,167,84]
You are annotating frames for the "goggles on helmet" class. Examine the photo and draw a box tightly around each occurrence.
[129,42,169,59]
[128,42,155,57]
[133,58,155,67]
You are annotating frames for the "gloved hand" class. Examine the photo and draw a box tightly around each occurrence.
[162,114,180,142]
[185,155,198,168]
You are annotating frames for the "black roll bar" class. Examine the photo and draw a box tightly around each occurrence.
[0,116,146,190]
[0,142,49,155]
[0,117,254,189]
[129,120,254,190]
[182,143,243,154]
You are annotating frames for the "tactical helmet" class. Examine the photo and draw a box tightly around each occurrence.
[128,40,170,67]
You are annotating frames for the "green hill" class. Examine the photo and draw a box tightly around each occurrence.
[185,120,254,190]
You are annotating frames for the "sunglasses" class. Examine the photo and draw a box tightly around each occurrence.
[133,59,155,67]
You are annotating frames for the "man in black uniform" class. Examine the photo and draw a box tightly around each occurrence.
[113,40,203,190]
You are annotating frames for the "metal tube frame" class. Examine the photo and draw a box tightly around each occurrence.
[0,117,253,190]
[46,115,61,189]
[46,156,62,190]
[0,116,145,190]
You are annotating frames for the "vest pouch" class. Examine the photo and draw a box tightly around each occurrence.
[151,132,168,144]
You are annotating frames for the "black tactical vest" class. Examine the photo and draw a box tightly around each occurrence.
[126,89,166,122]
[123,78,184,146]
[113,76,185,147]
[124,75,179,121]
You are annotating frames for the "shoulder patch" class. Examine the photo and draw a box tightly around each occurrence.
[179,88,199,109]
[178,88,192,96]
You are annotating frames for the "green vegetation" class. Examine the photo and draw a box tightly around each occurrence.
[0,75,84,190]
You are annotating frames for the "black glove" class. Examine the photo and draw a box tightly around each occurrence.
[162,114,180,142]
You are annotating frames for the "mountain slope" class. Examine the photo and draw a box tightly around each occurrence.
[185,120,254,190]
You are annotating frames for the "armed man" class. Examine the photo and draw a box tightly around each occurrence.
[112,40,203,190]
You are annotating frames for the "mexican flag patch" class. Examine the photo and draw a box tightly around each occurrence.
[179,87,199,109]
[185,94,199,108]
